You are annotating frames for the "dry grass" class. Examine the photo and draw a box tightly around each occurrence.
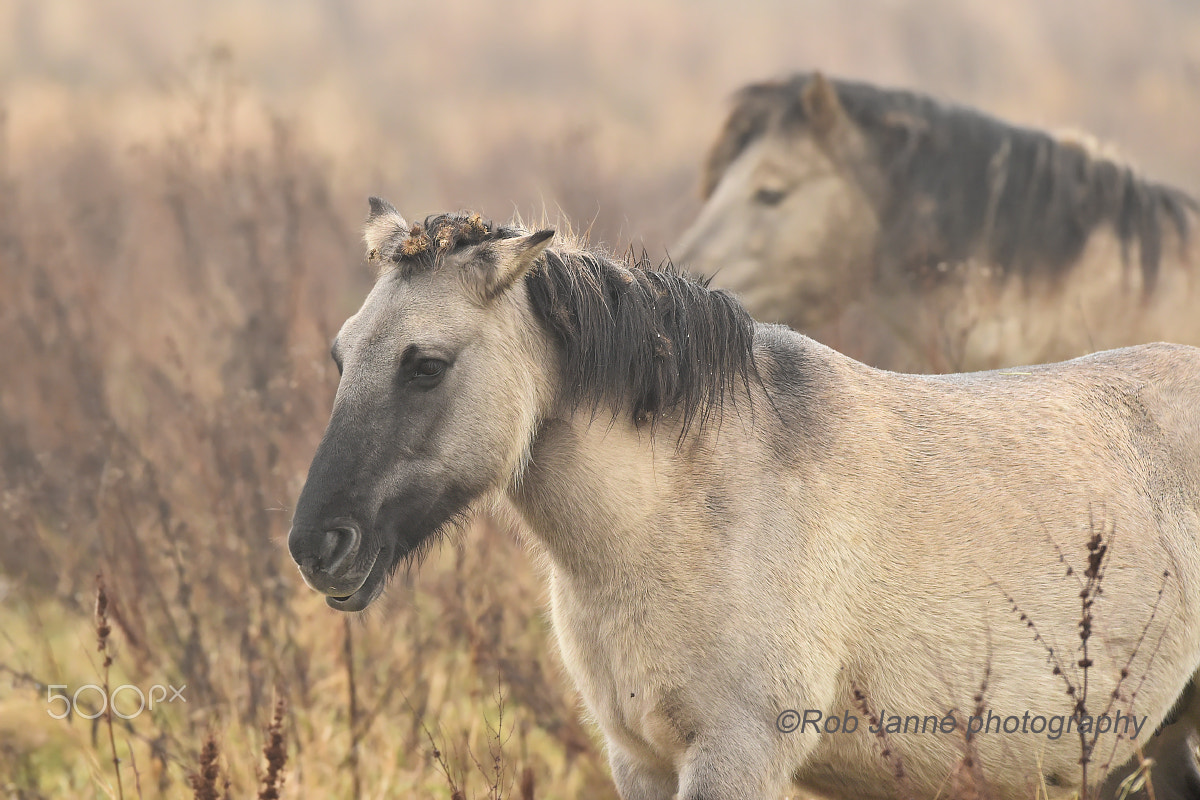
[3,1,1200,798]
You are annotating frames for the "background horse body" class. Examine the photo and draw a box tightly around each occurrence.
[674,73,1200,374]
[290,203,1200,800]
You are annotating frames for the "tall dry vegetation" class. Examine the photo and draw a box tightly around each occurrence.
[0,74,610,798]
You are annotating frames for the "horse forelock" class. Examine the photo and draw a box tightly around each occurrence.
[701,81,794,199]
[370,211,513,277]
[706,72,1199,291]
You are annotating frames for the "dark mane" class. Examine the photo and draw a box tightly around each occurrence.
[384,212,759,431]
[705,73,1198,290]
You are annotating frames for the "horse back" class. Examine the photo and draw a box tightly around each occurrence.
[754,328,1200,511]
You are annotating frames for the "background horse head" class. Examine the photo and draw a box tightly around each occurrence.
[675,72,1200,372]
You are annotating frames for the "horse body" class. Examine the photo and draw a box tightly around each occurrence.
[516,330,1200,799]
[290,202,1200,799]
[675,73,1200,373]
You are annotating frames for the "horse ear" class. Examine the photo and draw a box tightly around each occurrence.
[801,72,846,137]
[477,230,555,299]
[363,196,408,262]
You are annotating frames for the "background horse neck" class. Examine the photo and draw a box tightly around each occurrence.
[862,204,1200,372]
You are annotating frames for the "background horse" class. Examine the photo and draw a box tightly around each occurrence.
[290,200,1200,800]
[674,73,1200,374]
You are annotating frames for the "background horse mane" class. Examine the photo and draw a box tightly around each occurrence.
[704,73,1198,290]
[372,212,758,431]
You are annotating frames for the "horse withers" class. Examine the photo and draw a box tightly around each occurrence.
[675,73,1200,374]
[289,199,1200,800]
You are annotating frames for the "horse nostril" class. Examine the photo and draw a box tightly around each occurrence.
[319,525,361,575]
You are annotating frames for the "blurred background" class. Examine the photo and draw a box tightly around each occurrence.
[2,1,1199,797]
[7,0,1200,251]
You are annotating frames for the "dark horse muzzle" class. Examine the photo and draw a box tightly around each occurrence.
[288,415,468,612]
[287,408,396,612]
[288,514,389,611]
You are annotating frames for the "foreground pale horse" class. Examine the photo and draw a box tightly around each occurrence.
[289,201,1200,800]
[675,73,1200,374]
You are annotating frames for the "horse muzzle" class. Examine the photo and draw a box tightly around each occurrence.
[288,520,385,610]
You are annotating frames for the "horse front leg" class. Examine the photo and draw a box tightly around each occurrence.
[675,724,796,800]
[608,743,678,800]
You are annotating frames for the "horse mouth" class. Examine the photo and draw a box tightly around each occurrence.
[323,549,387,612]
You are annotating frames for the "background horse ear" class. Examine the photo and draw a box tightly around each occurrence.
[363,196,408,261]
[800,72,847,138]
[477,230,555,299]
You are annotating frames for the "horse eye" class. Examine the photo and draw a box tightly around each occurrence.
[410,358,448,385]
[754,187,788,206]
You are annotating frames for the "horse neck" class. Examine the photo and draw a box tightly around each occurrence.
[506,410,741,583]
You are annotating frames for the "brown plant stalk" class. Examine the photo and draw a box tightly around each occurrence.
[96,573,126,800]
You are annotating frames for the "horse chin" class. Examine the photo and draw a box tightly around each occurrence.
[324,548,387,612]
[381,483,476,563]
[323,519,446,612]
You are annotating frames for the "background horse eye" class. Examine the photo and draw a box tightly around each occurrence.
[754,187,788,206]
[410,358,448,386]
